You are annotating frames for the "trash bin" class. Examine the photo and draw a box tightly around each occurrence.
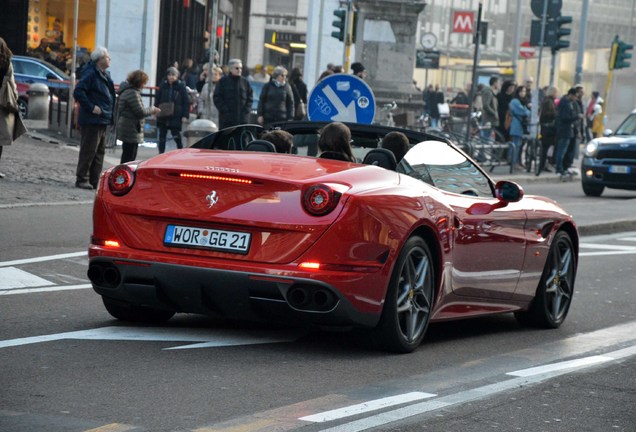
[182,119,218,147]
[27,83,49,129]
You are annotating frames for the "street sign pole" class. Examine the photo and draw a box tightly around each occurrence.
[465,1,482,153]
[532,0,550,139]
[342,0,354,73]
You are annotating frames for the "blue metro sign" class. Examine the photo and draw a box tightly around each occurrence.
[307,74,376,124]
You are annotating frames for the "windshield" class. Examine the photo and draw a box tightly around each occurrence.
[614,113,636,136]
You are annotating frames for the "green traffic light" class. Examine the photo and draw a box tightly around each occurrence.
[553,15,572,51]
[615,39,634,69]
[331,9,346,41]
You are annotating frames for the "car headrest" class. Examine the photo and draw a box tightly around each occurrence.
[245,140,276,152]
[362,148,398,170]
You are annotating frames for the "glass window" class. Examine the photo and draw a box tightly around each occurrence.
[399,140,493,197]
[19,60,50,78]
[615,114,636,136]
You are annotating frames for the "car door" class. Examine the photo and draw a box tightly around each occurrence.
[400,140,527,299]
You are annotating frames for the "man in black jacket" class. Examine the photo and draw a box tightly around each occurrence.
[213,59,253,129]
[73,46,116,190]
[555,88,582,176]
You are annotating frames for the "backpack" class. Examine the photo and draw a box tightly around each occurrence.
[504,110,512,131]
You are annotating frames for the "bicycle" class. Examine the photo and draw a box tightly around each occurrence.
[520,133,542,176]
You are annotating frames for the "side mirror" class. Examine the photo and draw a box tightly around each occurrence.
[495,180,524,202]
[603,129,612,137]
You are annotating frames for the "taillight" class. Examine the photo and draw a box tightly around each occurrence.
[302,184,341,216]
[108,165,136,196]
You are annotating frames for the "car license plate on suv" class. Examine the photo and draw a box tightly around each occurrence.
[164,225,251,254]
[608,165,630,174]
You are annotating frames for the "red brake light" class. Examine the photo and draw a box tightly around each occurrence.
[108,165,136,196]
[302,184,340,216]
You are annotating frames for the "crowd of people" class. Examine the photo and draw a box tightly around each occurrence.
[422,76,602,177]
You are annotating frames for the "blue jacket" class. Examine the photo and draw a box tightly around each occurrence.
[508,97,530,138]
[73,62,116,126]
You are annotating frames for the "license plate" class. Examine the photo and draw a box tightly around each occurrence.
[608,165,630,174]
[164,225,251,254]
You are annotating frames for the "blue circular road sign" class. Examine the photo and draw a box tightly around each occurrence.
[307,74,376,124]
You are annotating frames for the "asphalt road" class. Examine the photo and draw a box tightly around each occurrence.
[1,131,635,431]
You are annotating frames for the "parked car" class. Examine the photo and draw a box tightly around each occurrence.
[87,122,579,353]
[581,109,636,196]
[15,82,29,118]
[11,55,70,100]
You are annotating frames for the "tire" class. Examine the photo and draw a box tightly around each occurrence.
[374,236,435,353]
[582,182,604,197]
[102,297,175,323]
[515,231,576,328]
[18,98,28,119]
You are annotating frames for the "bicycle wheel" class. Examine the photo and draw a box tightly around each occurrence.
[533,139,542,176]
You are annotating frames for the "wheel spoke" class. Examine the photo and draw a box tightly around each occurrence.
[396,247,432,342]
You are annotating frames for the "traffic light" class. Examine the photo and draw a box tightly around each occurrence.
[331,9,346,41]
[615,39,634,69]
[553,15,572,51]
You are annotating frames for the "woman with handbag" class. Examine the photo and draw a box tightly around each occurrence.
[0,37,27,179]
[539,86,559,173]
[289,67,308,121]
[508,86,531,170]
[116,70,160,163]
[154,67,190,154]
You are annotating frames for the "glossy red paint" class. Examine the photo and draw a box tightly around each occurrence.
[89,138,578,351]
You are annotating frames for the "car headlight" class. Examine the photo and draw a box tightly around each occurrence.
[585,141,599,157]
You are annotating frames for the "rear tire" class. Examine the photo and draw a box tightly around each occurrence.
[515,231,576,328]
[18,98,28,119]
[102,297,175,323]
[374,237,435,353]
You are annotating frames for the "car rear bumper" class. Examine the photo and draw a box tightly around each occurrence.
[581,157,636,190]
[89,257,382,329]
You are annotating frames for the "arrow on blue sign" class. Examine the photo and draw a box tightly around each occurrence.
[307,74,376,124]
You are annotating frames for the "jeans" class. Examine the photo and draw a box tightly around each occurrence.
[511,135,522,165]
[158,125,183,154]
[76,124,107,186]
[555,136,572,174]
[120,142,139,164]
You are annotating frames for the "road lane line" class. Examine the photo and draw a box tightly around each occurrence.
[316,344,636,432]
[579,243,636,250]
[506,355,614,377]
[299,392,436,423]
[0,267,54,289]
[83,423,138,432]
[0,283,92,296]
[0,251,87,267]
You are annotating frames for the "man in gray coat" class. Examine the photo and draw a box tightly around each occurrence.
[480,76,499,141]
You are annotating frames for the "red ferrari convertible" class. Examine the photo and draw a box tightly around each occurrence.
[88,123,578,353]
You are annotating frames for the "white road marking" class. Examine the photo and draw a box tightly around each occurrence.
[579,241,636,257]
[0,326,302,350]
[0,283,92,295]
[299,392,436,423]
[0,267,54,289]
[579,243,636,250]
[620,237,636,242]
[507,355,614,377]
[316,344,636,432]
[0,251,87,267]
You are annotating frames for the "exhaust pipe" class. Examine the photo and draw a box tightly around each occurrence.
[288,286,311,309]
[87,264,121,288]
[287,285,338,311]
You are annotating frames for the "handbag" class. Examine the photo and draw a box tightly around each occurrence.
[437,102,450,116]
[156,101,175,118]
[295,100,306,119]
[0,73,19,114]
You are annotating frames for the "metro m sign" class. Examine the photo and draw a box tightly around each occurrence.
[452,10,475,33]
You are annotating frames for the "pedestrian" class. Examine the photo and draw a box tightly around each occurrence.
[555,88,581,176]
[508,85,531,170]
[73,46,116,189]
[154,67,190,154]
[250,64,270,83]
[318,121,356,162]
[422,84,434,119]
[116,70,160,163]
[180,58,199,90]
[289,67,308,120]
[351,62,367,80]
[497,80,516,141]
[481,76,499,141]
[380,131,410,162]
[257,66,294,127]
[539,86,559,173]
[260,129,294,153]
[590,96,605,138]
[213,59,253,130]
[198,65,223,127]
[317,69,334,83]
[430,84,445,129]
[0,37,28,178]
